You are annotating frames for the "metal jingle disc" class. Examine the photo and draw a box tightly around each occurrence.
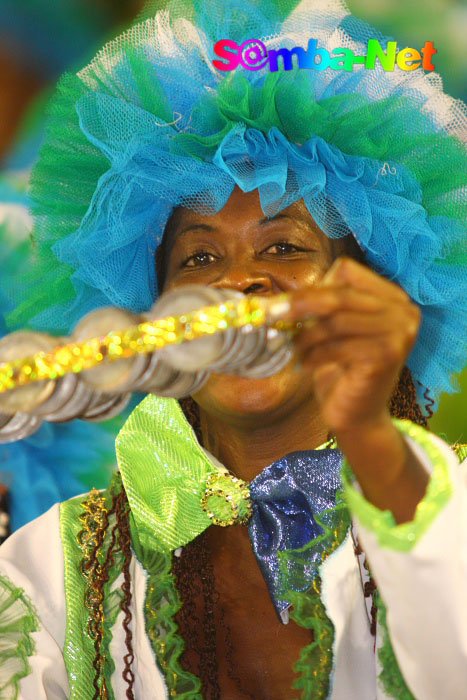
[153,370,210,399]
[41,380,94,422]
[184,370,211,397]
[29,373,79,417]
[213,289,271,369]
[83,392,132,423]
[0,413,43,444]
[0,413,11,430]
[240,344,293,379]
[136,358,181,394]
[150,286,236,372]
[80,389,128,419]
[132,352,171,391]
[218,325,268,372]
[72,307,146,393]
[0,331,59,414]
[208,328,245,371]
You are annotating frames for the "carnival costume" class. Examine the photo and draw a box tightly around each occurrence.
[1,0,467,698]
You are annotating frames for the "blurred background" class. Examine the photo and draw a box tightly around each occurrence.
[0,0,465,538]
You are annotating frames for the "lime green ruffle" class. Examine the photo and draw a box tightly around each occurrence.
[277,492,351,699]
[342,419,453,551]
[376,592,415,700]
[0,572,40,700]
[116,395,218,553]
[131,537,203,698]
[453,444,467,463]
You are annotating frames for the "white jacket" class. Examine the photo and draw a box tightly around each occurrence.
[0,401,465,700]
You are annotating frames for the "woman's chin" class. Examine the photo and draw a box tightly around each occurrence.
[192,364,313,421]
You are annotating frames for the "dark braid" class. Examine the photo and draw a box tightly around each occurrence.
[84,484,135,699]
[172,535,222,700]
[83,491,116,700]
[115,486,136,699]
[388,365,430,428]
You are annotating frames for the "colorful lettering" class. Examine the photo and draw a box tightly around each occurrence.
[397,47,422,71]
[212,37,436,75]
[268,46,309,72]
[365,39,397,71]
[331,48,359,72]
[421,41,437,71]
[213,39,241,71]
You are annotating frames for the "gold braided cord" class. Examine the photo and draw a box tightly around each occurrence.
[0,295,285,393]
[77,488,111,700]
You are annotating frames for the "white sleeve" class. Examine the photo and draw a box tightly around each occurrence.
[0,505,70,700]
[350,430,467,700]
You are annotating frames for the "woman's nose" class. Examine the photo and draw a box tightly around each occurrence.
[211,264,273,295]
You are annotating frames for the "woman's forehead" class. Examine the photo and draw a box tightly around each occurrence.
[168,190,321,241]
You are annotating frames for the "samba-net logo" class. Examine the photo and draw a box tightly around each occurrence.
[212,38,437,73]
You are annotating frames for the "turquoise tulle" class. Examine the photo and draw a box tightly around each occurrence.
[0,182,119,531]
[8,0,467,412]
[52,110,467,407]
[0,422,117,531]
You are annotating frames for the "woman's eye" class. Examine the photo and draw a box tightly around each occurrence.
[263,242,303,255]
[182,251,217,268]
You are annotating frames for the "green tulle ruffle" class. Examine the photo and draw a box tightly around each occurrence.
[0,572,40,700]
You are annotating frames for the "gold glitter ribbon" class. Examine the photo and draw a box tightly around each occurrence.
[0,295,288,394]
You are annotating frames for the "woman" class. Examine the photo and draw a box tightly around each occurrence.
[1,0,466,698]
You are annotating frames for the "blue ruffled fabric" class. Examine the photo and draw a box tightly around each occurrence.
[52,109,467,408]
[0,421,116,531]
[21,0,467,412]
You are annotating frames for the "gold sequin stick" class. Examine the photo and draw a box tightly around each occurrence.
[0,294,292,394]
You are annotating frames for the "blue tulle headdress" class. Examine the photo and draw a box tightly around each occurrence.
[10,0,467,411]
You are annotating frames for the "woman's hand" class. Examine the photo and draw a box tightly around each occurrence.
[284,256,428,523]
[286,256,421,434]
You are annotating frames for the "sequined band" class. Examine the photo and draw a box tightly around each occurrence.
[0,296,271,393]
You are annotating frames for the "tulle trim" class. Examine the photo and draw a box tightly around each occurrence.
[376,592,415,700]
[0,572,40,700]
[11,0,467,412]
[341,419,453,551]
[277,492,351,699]
[129,519,203,698]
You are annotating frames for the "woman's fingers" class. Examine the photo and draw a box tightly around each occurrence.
[298,333,410,376]
[293,305,420,351]
[284,285,386,322]
[322,257,410,303]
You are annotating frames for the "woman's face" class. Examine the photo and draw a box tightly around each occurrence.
[162,187,350,425]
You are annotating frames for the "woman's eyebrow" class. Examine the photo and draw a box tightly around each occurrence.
[259,212,319,234]
[176,223,218,239]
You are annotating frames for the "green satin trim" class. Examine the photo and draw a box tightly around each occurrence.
[116,394,218,552]
[60,479,123,700]
[277,493,351,699]
[376,592,415,700]
[0,572,40,700]
[341,419,453,551]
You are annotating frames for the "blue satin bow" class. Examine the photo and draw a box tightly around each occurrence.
[248,448,344,621]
